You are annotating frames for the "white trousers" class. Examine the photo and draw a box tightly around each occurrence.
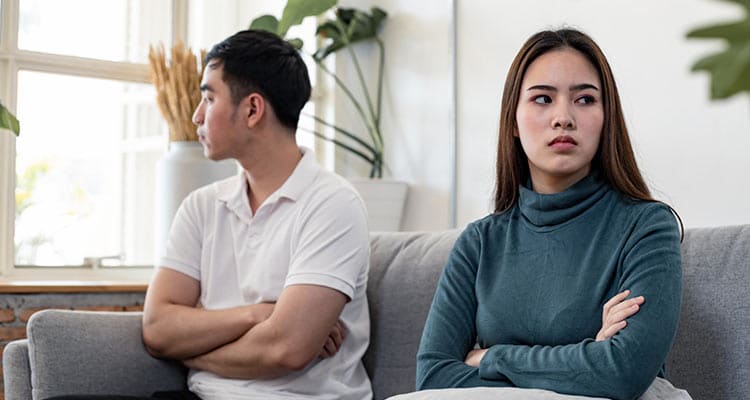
[387,377,692,400]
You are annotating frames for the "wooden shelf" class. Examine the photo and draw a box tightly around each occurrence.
[0,280,148,293]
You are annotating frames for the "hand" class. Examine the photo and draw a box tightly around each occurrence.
[318,321,346,359]
[464,348,488,367]
[596,289,645,341]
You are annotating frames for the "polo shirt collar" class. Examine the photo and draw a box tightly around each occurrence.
[217,147,319,218]
[274,146,319,202]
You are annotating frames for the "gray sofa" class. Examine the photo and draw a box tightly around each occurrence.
[4,226,749,400]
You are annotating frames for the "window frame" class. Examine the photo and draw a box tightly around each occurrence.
[0,0,189,281]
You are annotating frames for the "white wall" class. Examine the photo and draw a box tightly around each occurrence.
[335,0,455,230]
[187,1,284,50]
[340,0,750,230]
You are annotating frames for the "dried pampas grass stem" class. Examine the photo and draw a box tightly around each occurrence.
[148,41,206,142]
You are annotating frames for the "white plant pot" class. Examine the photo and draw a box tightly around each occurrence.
[154,141,236,265]
[350,179,409,232]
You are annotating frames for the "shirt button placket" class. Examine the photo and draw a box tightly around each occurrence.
[247,215,262,250]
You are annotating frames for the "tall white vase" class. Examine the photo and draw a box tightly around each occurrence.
[154,141,236,266]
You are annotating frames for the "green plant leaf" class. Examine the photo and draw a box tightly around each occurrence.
[314,7,387,61]
[715,0,750,9]
[687,1,750,99]
[287,38,304,50]
[692,45,750,98]
[314,21,344,60]
[249,15,280,34]
[0,103,20,136]
[278,0,338,38]
[687,20,750,41]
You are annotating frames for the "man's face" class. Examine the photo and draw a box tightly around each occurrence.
[192,62,247,161]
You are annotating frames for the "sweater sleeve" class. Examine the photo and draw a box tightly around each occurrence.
[416,224,512,389]
[477,204,682,400]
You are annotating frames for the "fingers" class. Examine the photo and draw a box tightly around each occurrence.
[606,296,644,323]
[320,336,337,358]
[597,291,646,341]
[330,322,344,349]
[597,320,627,341]
[318,321,347,359]
[602,290,631,318]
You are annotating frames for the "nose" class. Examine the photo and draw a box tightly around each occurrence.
[192,100,204,126]
[551,104,575,130]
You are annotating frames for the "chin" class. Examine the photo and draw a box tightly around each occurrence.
[204,151,221,161]
[201,145,218,160]
[206,151,231,162]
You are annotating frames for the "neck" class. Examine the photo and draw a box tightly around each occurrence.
[530,167,590,194]
[237,132,301,213]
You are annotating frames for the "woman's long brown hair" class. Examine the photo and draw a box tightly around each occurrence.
[494,29,652,213]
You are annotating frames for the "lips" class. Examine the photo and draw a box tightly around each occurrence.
[548,135,577,146]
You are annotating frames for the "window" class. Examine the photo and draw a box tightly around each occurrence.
[0,0,323,276]
[15,71,161,266]
[18,0,171,63]
[4,0,171,271]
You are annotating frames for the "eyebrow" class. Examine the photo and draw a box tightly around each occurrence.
[199,84,214,92]
[527,83,600,92]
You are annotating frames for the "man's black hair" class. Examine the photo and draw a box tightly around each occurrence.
[205,29,311,130]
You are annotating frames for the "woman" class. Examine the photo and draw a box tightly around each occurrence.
[416,29,685,400]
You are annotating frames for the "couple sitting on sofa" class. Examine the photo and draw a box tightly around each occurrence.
[48,29,689,400]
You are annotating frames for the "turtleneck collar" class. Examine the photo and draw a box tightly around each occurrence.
[518,171,608,227]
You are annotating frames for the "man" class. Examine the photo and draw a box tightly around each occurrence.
[142,30,372,399]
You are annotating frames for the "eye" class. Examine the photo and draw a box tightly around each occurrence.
[576,95,596,105]
[532,95,552,104]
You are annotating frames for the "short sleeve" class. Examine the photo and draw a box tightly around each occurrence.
[159,192,203,281]
[285,188,369,300]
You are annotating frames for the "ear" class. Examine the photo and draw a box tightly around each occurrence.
[245,93,265,129]
[513,126,520,138]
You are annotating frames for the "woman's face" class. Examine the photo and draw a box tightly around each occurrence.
[515,47,604,194]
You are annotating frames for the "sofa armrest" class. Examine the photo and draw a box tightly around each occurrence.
[3,339,32,400]
[26,309,187,399]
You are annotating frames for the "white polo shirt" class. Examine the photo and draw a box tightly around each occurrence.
[160,147,372,400]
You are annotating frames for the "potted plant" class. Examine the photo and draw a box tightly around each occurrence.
[686,0,750,100]
[147,42,236,261]
[0,102,20,136]
[250,0,408,231]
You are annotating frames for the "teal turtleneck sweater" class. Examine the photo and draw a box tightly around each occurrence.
[416,173,682,400]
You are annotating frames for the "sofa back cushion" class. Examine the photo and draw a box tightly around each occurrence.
[667,224,750,400]
[364,230,460,400]
[365,225,750,400]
